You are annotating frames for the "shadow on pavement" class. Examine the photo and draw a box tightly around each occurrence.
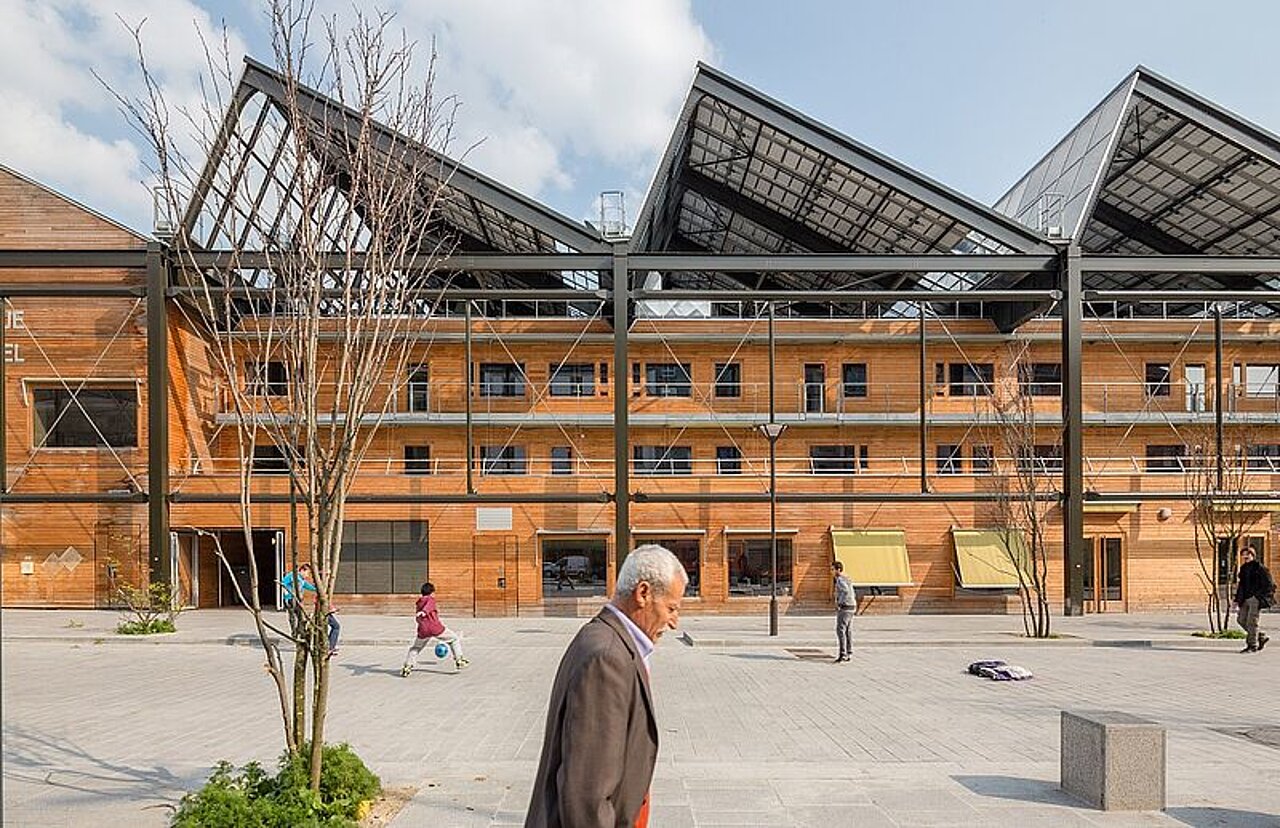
[338,662,454,677]
[1167,807,1280,827]
[951,774,1081,807]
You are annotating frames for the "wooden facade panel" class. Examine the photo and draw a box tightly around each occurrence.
[0,168,146,251]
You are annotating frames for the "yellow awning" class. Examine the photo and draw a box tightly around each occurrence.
[952,529,1027,589]
[830,529,912,587]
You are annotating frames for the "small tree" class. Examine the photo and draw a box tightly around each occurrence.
[1186,431,1257,634]
[981,351,1058,638]
[111,2,458,792]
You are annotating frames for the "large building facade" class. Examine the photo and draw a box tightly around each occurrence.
[2,62,1277,617]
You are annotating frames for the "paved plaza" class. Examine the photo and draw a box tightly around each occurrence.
[3,609,1279,826]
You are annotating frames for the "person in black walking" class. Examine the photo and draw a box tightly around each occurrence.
[832,560,856,663]
[1234,547,1275,653]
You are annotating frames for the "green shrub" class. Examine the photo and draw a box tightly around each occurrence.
[117,618,177,635]
[172,745,380,827]
[1191,629,1246,639]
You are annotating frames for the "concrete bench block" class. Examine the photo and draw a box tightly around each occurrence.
[1061,710,1166,811]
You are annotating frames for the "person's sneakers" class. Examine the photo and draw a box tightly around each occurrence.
[1259,634,1270,651]
[400,665,412,677]
[839,655,851,663]
[1241,645,1259,653]
[455,658,471,670]
[327,648,339,659]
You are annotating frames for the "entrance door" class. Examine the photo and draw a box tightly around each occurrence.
[1185,364,1206,412]
[1084,536,1125,612]
[170,531,198,608]
[473,536,518,617]
[804,364,826,413]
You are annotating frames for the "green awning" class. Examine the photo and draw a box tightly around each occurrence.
[831,529,912,587]
[952,529,1027,589]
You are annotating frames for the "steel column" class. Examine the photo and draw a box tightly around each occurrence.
[918,303,928,493]
[146,243,170,588]
[1214,305,1225,490]
[465,300,475,495]
[768,302,779,637]
[612,244,631,571]
[1061,244,1085,617]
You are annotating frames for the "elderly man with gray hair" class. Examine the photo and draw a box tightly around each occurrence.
[526,544,687,828]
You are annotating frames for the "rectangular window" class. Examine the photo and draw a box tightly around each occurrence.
[32,387,137,448]
[949,363,994,396]
[972,445,994,474]
[549,363,595,397]
[1145,363,1171,397]
[1244,364,1280,397]
[1247,444,1280,472]
[714,362,741,398]
[810,445,857,475]
[716,446,742,475]
[551,446,573,475]
[729,538,793,596]
[842,363,868,398]
[1145,444,1187,473]
[251,444,290,474]
[633,445,693,475]
[335,520,428,595]
[478,363,525,397]
[859,444,870,471]
[403,445,431,475]
[636,538,700,597]
[645,363,692,397]
[1018,362,1062,397]
[1017,445,1063,474]
[542,538,608,598]
[936,444,962,475]
[407,365,430,412]
[246,361,288,396]
[479,445,527,475]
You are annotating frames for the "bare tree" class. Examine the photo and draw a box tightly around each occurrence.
[110,2,458,792]
[980,351,1058,638]
[1186,430,1257,635]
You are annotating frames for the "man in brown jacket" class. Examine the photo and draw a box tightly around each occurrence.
[525,544,687,828]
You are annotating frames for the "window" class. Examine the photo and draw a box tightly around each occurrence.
[1018,362,1061,397]
[251,444,293,474]
[645,363,692,397]
[859,445,870,471]
[948,363,994,396]
[842,363,868,398]
[1017,445,1063,474]
[478,363,525,397]
[1244,364,1280,397]
[716,446,742,475]
[633,445,692,475]
[335,520,428,594]
[729,538,792,596]
[936,444,962,475]
[551,446,573,475]
[714,362,741,398]
[406,365,429,412]
[32,387,137,448]
[246,361,288,396]
[403,445,431,475]
[634,537,701,597]
[972,445,994,474]
[542,538,609,597]
[549,363,594,397]
[1145,363,1171,397]
[1247,444,1280,472]
[810,445,858,474]
[479,445,527,475]
[1145,444,1186,473]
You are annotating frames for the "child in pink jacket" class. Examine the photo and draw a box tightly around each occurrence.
[401,582,468,675]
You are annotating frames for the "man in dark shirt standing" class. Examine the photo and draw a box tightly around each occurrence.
[1234,547,1275,653]
[832,561,856,663]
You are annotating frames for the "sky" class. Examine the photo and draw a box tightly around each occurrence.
[3,0,1280,238]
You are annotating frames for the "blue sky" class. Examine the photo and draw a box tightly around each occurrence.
[3,0,1279,236]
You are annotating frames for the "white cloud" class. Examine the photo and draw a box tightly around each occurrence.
[0,0,248,233]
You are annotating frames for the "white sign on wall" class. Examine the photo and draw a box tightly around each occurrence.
[4,308,25,364]
[476,507,513,532]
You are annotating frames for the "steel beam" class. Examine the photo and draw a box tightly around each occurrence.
[0,492,149,504]
[628,254,1057,273]
[180,251,611,272]
[633,289,1060,302]
[0,284,146,297]
[633,491,1061,504]
[1086,290,1280,302]
[147,244,170,589]
[1061,244,1086,617]
[1080,257,1280,274]
[169,492,612,504]
[168,285,602,301]
[612,243,631,571]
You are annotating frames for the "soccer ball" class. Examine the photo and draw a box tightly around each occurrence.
[435,642,450,659]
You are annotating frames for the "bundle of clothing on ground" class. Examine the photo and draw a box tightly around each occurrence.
[967,659,1033,681]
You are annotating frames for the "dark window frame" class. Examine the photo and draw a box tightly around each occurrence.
[1145,444,1187,474]
[1145,363,1172,398]
[406,365,430,412]
[948,363,994,397]
[246,360,289,396]
[551,446,573,475]
[335,520,428,595]
[713,362,742,398]
[478,445,528,475]
[841,363,868,398]
[478,363,526,397]
[1018,362,1062,397]
[936,444,963,475]
[403,444,431,475]
[644,362,693,398]
[633,445,693,475]
[549,363,595,397]
[810,444,858,475]
[716,445,743,475]
[32,386,138,449]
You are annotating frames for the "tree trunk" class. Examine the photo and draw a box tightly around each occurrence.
[292,639,309,752]
[308,604,330,794]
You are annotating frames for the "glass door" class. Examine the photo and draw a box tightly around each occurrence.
[1185,364,1206,412]
[1084,536,1125,612]
[804,364,825,413]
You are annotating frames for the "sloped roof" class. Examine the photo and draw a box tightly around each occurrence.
[631,63,1054,296]
[0,163,149,249]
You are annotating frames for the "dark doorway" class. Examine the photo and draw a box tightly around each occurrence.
[209,529,280,609]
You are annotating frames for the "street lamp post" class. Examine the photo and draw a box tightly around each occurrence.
[759,421,787,636]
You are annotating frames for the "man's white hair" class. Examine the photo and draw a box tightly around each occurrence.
[615,544,687,597]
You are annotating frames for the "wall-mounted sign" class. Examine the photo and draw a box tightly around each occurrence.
[476,507,513,532]
[4,308,25,364]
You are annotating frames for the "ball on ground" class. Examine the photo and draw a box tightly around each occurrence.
[435,642,450,659]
